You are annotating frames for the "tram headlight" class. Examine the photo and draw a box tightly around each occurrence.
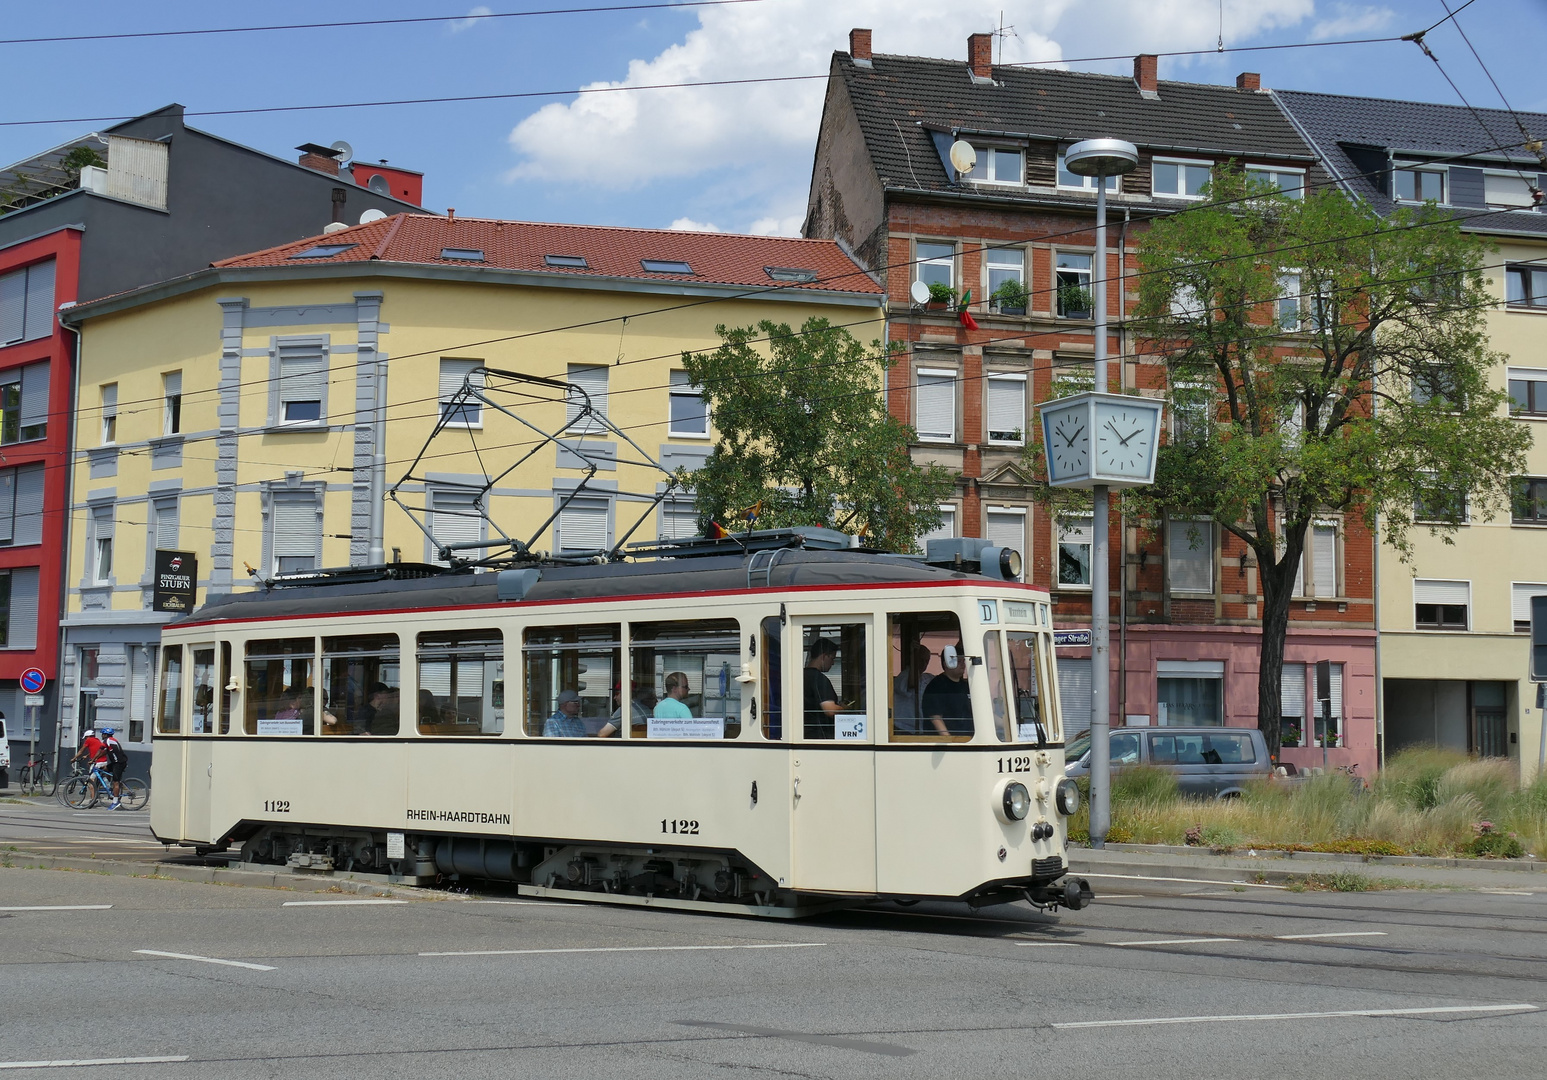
[998,547,1023,580]
[1003,782,1031,821]
[1055,777,1080,817]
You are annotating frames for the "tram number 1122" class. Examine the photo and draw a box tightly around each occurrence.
[662,819,700,835]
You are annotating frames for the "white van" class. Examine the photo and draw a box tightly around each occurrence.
[0,716,9,784]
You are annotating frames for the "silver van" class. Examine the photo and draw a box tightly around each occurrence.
[1064,725,1273,798]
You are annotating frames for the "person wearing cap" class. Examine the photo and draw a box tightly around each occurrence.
[599,682,648,739]
[73,728,106,772]
[544,689,587,737]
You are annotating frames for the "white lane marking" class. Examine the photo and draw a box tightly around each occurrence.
[1078,872,1288,890]
[1054,1003,1539,1030]
[0,1056,190,1070]
[421,942,825,958]
[1275,931,1388,940]
[1109,937,1236,947]
[1016,942,1082,948]
[0,905,112,912]
[281,899,408,907]
[1479,889,1535,896]
[134,950,275,972]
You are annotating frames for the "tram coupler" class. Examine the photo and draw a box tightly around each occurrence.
[1025,876,1094,912]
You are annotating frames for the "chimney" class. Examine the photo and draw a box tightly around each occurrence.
[1133,54,1158,98]
[968,32,993,81]
[296,142,340,176]
[1236,71,1261,91]
[331,187,347,224]
[849,28,872,64]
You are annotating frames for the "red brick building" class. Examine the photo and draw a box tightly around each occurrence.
[803,31,1377,771]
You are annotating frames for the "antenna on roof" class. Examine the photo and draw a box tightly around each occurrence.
[330,140,354,167]
[993,10,1018,65]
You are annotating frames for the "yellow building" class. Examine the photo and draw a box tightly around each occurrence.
[59,213,884,754]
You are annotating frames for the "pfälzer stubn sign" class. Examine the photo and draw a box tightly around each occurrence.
[153,550,197,613]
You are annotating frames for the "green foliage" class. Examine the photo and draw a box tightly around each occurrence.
[926,282,957,304]
[1129,169,1530,753]
[1056,281,1092,318]
[1112,764,1180,805]
[991,278,1028,309]
[680,318,955,551]
[61,147,105,174]
[1466,830,1524,858]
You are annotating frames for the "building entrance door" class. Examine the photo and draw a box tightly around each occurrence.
[1471,681,1508,758]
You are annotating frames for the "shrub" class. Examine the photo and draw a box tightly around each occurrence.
[1465,821,1525,858]
[926,282,957,304]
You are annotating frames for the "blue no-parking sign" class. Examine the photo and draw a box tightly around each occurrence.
[19,668,46,694]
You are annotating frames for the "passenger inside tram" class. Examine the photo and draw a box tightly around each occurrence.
[889,614,973,739]
[653,672,693,718]
[544,689,587,737]
[802,637,840,739]
[891,641,934,726]
[921,644,974,737]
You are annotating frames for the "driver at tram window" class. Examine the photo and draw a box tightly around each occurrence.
[920,644,973,737]
[544,689,588,737]
[803,637,841,739]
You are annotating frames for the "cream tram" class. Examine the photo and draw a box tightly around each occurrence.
[149,532,1091,916]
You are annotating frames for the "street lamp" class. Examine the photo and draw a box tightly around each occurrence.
[1047,137,1144,850]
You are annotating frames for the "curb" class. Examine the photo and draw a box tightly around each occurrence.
[1089,842,1547,874]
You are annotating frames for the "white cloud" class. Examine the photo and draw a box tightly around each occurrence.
[506,0,1319,226]
[748,214,803,237]
[1309,4,1395,41]
[669,217,722,232]
[451,5,491,33]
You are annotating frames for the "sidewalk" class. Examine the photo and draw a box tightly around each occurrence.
[1068,842,1546,891]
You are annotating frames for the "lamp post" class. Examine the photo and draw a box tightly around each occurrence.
[1062,138,1138,849]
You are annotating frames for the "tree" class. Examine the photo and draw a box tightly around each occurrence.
[1130,170,1530,758]
[680,318,954,550]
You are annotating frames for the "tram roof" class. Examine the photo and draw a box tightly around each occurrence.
[178,549,1041,627]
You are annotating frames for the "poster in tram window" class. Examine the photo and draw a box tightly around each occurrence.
[153,550,198,614]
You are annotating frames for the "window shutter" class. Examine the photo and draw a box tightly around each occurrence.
[431,489,483,562]
[419,659,453,697]
[915,372,955,441]
[7,567,39,649]
[154,501,178,551]
[1329,663,1344,719]
[1415,579,1469,605]
[659,497,698,540]
[93,505,115,540]
[566,365,609,430]
[1513,583,1547,623]
[0,470,13,544]
[557,495,609,551]
[22,260,54,342]
[272,494,318,558]
[1281,662,1306,720]
[1058,657,1093,737]
[102,384,118,420]
[13,464,43,546]
[20,361,48,432]
[438,359,485,402]
[1059,515,1093,545]
[921,505,956,545]
[0,269,24,344]
[986,375,1025,441]
[1167,520,1213,593]
[130,649,152,735]
[985,510,1025,580]
[1313,524,1337,598]
[277,346,326,405]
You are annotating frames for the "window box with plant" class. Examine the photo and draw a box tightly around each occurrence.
[925,282,957,311]
[1056,282,1093,320]
[990,279,1028,316]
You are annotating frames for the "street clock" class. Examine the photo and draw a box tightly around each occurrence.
[1040,391,1164,489]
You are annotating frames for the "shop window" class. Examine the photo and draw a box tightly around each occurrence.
[323,634,402,736]
[629,619,743,739]
[524,624,621,737]
[244,638,317,735]
[888,612,968,740]
[1157,660,1224,725]
[415,630,502,736]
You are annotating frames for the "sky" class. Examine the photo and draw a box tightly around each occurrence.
[2,1,1545,237]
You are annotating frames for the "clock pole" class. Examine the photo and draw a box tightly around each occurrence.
[1063,138,1138,849]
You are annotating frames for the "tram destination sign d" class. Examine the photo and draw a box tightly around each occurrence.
[153,550,198,614]
[19,667,46,694]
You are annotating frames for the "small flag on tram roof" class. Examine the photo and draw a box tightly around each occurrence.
[708,520,731,539]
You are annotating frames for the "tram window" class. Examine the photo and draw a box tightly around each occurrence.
[524,624,620,737]
[1007,632,1049,744]
[888,613,972,741]
[417,630,503,736]
[982,632,1011,741]
[323,635,401,736]
[801,624,867,740]
[760,616,782,740]
[244,638,317,736]
[219,642,234,735]
[630,619,742,739]
[191,647,216,734]
[157,644,183,734]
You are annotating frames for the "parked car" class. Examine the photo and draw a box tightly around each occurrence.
[1064,725,1274,798]
[0,716,8,787]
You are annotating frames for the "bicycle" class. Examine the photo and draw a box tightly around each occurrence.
[60,763,148,811]
[16,751,56,797]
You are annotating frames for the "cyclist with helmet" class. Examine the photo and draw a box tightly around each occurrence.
[99,727,129,808]
[73,728,105,772]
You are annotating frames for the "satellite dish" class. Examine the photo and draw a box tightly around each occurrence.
[367,174,390,196]
[949,139,978,176]
[322,221,349,235]
[330,140,354,167]
[909,280,931,306]
[359,208,388,225]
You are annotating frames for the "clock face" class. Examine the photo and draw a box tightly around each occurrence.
[1048,408,1090,481]
[1094,402,1156,478]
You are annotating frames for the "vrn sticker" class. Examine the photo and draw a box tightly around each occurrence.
[836,714,867,740]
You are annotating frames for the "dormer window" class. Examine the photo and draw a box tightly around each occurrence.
[765,266,818,283]
[1152,158,1212,199]
[440,247,485,261]
[291,243,356,259]
[641,259,693,274]
[1484,172,1535,209]
[964,147,1023,186]
[1245,166,1305,199]
[1058,154,1118,192]
[1394,166,1446,203]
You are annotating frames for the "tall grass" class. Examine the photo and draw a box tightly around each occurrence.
[1070,747,1546,857]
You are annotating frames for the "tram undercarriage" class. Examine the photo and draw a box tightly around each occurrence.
[214,823,1092,916]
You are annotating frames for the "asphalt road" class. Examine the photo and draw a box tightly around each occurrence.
[2,838,1544,1079]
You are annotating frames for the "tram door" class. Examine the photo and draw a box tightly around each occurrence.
[788,617,877,894]
[181,644,218,843]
